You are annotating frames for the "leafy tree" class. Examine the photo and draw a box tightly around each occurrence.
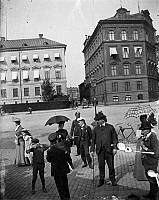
[41,80,56,101]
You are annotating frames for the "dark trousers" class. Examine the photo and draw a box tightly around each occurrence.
[54,175,70,200]
[97,149,115,182]
[80,142,92,165]
[74,137,80,155]
[144,166,158,198]
[32,164,45,189]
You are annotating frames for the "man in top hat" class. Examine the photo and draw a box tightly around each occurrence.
[139,122,159,200]
[90,111,118,187]
[77,117,93,169]
[70,111,81,156]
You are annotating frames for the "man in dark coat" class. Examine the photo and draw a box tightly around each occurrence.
[77,117,93,169]
[47,133,71,200]
[70,111,81,156]
[90,111,118,187]
[139,122,159,200]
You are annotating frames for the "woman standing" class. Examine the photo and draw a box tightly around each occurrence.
[13,118,25,166]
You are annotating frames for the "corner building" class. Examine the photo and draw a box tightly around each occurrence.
[0,34,67,104]
[83,8,158,105]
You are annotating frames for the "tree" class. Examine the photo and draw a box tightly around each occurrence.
[41,80,56,101]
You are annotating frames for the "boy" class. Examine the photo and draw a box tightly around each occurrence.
[27,138,49,194]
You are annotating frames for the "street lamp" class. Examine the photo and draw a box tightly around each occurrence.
[89,78,97,117]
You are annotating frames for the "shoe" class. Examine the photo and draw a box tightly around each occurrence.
[112,181,117,186]
[97,179,104,187]
[42,187,47,193]
[82,163,87,168]
[31,189,35,194]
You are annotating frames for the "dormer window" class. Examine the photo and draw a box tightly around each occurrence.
[44,54,50,60]
[22,55,28,61]
[54,53,60,59]
[11,56,17,63]
[22,43,28,47]
[33,54,39,62]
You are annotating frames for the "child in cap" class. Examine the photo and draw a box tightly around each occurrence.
[27,138,49,194]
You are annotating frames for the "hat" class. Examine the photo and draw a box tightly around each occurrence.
[48,132,58,142]
[75,111,80,116]
[21,129,30,133]
[77,117,85,122]
[12,117,21,122]
[94,111,107,121]
[32,138,39,144]
[139,122,153,130]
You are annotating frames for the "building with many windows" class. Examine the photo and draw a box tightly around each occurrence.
[83,8,159,105]
[0,34,67,104]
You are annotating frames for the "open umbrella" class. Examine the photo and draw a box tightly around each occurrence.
[124,104,156,119]
[45,115,70,126]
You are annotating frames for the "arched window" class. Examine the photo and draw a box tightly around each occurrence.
[121,30,127,40]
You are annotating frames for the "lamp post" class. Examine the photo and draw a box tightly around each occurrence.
[90,78,97,117]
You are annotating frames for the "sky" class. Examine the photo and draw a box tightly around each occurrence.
[0,0,159,87]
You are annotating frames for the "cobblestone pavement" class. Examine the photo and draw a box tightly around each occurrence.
[1,144,156,200]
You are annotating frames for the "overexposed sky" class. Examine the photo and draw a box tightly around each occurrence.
[1,0,159,87]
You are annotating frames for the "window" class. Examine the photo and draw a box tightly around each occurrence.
[23,70,29,80]
[22,55,28,61]
[33,54,39,62]
[137,81,142,90]
[54,53,60,59]
[35,87,40,96]
[55,70,61,79]
[44,54,50,60]
[110,47,117,56]
[134,47,142,57]
[125,82,130,91]
[56,85,62,95]
[0,57,5,62]
[1,89,6,98]
[34,70,40,81]
[138,94,143,100]
[121,30,127,40]
[112,82,118,92]
[11,56,17,63]
[124,65,129,75]
[111,66,117,76]
[12,71,18,82]
[122,47,129,58]
[44,70,50,80]
[133,31,139,40]
[109,31,114,40]
[125,95,131,101]
[24,88,29,97]
[113,96,119,102]
[136,65,141,75]
[13,88,18,97]
[1,71,6,82]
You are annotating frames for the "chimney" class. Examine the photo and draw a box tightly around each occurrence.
[0,37,5,41]
[39,34,43,39]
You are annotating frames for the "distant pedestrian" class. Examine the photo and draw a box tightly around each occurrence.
[90,111,118,187]
[70,111,81,156]
[13,117,25,167]
[27,138,49,194]
[77,117,93,169]
[28,107,32,114]
[47,133,71,200]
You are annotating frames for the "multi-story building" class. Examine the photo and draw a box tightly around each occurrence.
[67,87,80,100]
[83,8,158,105]
[0,34,67,104]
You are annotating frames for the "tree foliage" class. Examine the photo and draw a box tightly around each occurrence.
[41,80,56,101]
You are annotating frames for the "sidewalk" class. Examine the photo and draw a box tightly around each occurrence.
[0,145,154,200]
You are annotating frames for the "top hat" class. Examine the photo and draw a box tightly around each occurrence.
[94,111,107,121]
[139,122,153,130]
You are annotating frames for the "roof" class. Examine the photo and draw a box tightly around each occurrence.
[0,37,67,51]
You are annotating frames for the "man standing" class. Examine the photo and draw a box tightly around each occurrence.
[90,111,118,187]
[77,117,93,169]
[70,111,81,156]
[139,122,159,200]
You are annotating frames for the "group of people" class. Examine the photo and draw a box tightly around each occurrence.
[13,110,159,200]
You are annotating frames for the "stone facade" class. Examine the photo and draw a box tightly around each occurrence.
[0,34,67,104]
[83,8,159,105]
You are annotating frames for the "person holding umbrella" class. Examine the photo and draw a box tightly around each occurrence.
[70,111,81,156]
[47,133,71,200]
